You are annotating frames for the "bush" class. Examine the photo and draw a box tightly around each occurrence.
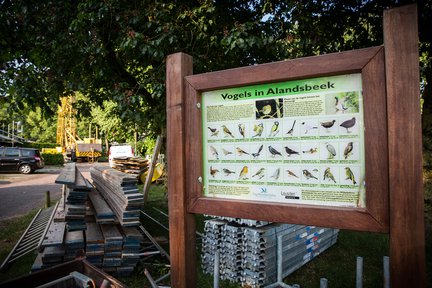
[41,153,64,165]
[98,156,108,162]
[22,142,58,149]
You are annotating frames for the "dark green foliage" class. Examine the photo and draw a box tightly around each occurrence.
[22,143,58,149]
[41,153,64,165]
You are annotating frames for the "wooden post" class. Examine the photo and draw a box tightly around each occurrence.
[45,191,51,208]
[166,52,196,288]
[384,4,426,288]
[143,135,163,204]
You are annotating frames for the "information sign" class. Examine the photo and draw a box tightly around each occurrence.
[202,74,365,208]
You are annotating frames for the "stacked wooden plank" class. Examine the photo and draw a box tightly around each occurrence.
[111,156,149,174]
[55,163,93,231]
[90,165,143,227]
[35,163,145,276]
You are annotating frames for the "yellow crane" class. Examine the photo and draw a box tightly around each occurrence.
[56,95,102,162]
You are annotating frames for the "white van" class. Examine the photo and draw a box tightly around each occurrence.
[109,145,134,167]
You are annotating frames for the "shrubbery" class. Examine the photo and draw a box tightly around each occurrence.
[41,153,64,165]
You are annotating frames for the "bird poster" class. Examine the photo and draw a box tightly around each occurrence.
[201,73,366,208]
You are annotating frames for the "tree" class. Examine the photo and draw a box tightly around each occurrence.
[0,0,430,140]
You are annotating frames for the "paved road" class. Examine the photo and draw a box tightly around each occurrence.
[0,163,96,220]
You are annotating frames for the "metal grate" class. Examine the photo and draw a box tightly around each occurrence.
[0,205,56,271]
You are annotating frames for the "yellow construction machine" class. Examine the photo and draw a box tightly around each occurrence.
[56,95,102,162]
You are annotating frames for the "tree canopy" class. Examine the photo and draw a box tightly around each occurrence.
[1,0,431,142]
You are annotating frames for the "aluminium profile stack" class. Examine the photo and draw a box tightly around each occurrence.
[201,219,225,275]
[201,218,339,287]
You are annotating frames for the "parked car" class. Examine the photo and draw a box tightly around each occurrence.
[0,147,44,174]
[108,145,134,167]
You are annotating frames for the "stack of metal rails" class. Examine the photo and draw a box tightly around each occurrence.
[202,218,339,287]
[90,165,143,227]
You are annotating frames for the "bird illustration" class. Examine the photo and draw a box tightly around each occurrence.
[323,167,336,183]
[268,121,280,137]
[207,127,219,137]
[344,142,353,159]
[223,168,236,176]
[236,147,250,156]
[259,104,272,116]
[210,166,219,178]
[210,145,219,159]
[345,167,357,184]
[286,120,296,136]
[222,125,235,138]
[302,122,318,134]
[268,146,282,157]
[286,170,299,178]
[252,144,263,159]
[303,169,318,180]
[335,97,348,113]
[238,166,249,180]
[302,147,318,154]
[252,123,264,137]
[252,168,265,179]
[320,120,336,132]
[340,117,356,133]
[325,143,337,159]
[284,146,299,157]
[238,123,246,138]
[222,148,233,156]
[270,168,280,180]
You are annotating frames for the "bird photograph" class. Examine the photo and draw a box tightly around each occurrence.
[320,119,336,132]
[255,99,283,119]
[335,96,348,114]
[286,169,299,178]
[252,123,264,137]
[210,145,219,159]
[236,147,250,156]
[222,125,235,138]
[302,147,318,154]
[222,148,233,156]
[345,167,357,185]
[268,145,282,157]
[303,169,318,180]
[223,168,236,176]
[340,117,356,133]
[258,104,272,116]
[252,144,263,159]
[301,122,318,134]
[252,168,265,179]
[323,167,336,183]
[207,126,219,137]
[325,142,337,160]
[238,123,246,138]
[270,168,280,180]
[284,146,299,157]
[268,121,280,137]
[286,120,296,136]
[344,142,354,159]
[210,166,219,178]
[238,166,249,180]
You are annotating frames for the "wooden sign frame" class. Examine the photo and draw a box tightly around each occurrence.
[166,4,425,288]
[183,46,388,233]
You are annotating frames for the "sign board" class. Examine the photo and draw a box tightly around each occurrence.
[202,74,366,208]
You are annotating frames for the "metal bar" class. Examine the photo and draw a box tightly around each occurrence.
[356,256,363,288]
[320,278,328,288]
[383,256,390,288]
[141,211,169,231]
[138,225,170,261]
[213,250,219,288]
[155,271,171,284]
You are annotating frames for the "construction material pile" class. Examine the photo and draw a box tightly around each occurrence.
[111,157,149,174]
[55,163,93,231]
[90,165,143,227]
[34,163,144,276]
[202,218,339,287]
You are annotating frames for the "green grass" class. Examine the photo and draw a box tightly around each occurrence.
[1,179,430,288]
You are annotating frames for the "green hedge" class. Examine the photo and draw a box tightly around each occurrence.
[41,153,64,165]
